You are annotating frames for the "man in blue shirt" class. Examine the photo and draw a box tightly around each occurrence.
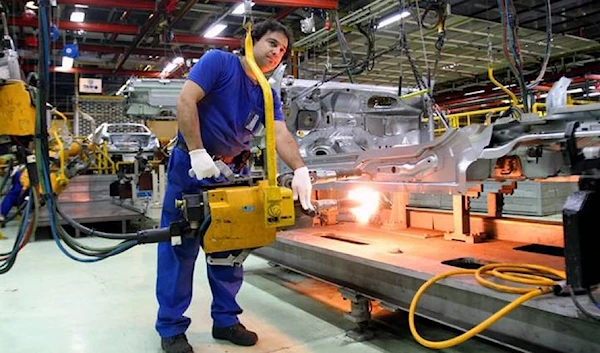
[157,19,314,353]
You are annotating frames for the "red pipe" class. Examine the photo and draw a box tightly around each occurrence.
[273,7,299,20]
[10,16,139,35]
[22,65,163,77]
[436,62,600,103]
[19,41,204,58]
[446,100,510,114]
[19,0,156,11]
[211,0,337,9]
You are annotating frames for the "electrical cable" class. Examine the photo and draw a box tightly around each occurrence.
[568,286,600,321]
[409,263,565,349]
[413,2,430,79]
[0,156,14,195]
[332,11,355,83]
[526,0,552,89]
[588,288,600,308]
[0,189,35,274]
[291,41,404,102]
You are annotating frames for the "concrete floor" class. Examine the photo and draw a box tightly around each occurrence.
[0,222,517,353]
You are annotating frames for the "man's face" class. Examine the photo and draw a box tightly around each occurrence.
[252,30,288,73]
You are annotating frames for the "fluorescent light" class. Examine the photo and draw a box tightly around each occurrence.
[70,11,85,22]
[492,84,516,90]
[74,4,89,8]
[377,11,410,29]
[173,57,185,65]
[204,23,227,38]
[62,56,74,69]
[232,2,255,15]
[588,92,600,97]
[464,89,485,96]
[566,88,583,94]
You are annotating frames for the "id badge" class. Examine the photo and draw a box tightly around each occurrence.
[244,110,265,136]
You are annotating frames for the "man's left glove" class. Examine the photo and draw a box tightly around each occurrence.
[291,166,314,211]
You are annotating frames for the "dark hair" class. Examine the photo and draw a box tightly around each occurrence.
[240,19,293,62]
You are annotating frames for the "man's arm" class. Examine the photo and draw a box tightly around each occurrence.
[177,80,206,151]
[274,120,304,170]
[274,120,314,210]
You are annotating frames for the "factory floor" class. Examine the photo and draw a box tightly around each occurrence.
[0,221,517,353]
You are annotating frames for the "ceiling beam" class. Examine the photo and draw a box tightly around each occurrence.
[114,0,178,71]
[12,16,241,49]
[169,33,241,48]
[273,7,298,20]
[211,0,338,9]
[10,16,139,35]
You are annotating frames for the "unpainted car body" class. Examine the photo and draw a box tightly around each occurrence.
[89,123,159,161]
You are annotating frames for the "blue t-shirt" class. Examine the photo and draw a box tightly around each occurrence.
[178,49,284,157]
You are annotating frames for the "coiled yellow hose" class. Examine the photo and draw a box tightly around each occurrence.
[409,263,565,349]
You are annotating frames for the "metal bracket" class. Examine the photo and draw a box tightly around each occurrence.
[206,249,252,267]
[444,185,486,243]
[339,288,375,341]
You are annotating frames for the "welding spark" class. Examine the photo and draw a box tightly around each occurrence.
[347,188,380,223]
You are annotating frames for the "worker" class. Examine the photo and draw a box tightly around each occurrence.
[0,166,25,225]
[156,19,313,353]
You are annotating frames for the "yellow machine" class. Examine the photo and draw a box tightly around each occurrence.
[0,79,84,196]
[189,23,295,254]
[0,80,36,136]
[202,180,294,253]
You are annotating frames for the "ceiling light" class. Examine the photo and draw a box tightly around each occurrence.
[377,10,410,29]
[173,57,185,65]
[74,4,89,8]
[61,56,74,69]
[464,89,485,96]
[232,2,255,15]
[70,11,85,23]
[204,23,227,38]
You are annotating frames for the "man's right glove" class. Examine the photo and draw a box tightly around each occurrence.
[188,149,220,180]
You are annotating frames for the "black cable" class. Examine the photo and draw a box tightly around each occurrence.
[291,42,403,102]
[588,288,600,308]
[568,285,600,321]
[526,0,552,89]
[0,157,14,195]
[55,204,140,240]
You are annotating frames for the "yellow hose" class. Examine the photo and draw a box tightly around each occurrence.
[243,22,277,187]
[488,65,519,106]
[409,263,565,349]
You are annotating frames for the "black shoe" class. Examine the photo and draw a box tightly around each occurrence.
[161,333,193,353]
[212,323,258,346]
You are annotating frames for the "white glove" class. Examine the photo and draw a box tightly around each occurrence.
[291,166,314,211]
[188,149,220,180]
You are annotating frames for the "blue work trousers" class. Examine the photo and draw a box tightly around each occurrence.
[155,148,244,338]
[1,171,24,217]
